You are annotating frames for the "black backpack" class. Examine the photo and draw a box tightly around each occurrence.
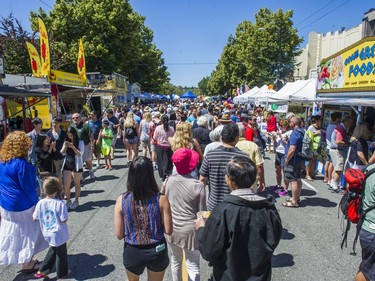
[125,126,135,139]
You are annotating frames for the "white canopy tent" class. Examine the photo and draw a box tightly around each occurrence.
[233,86,259,104]
[268,78,317,103]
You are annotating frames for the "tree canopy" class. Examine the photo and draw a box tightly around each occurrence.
[201,8,303,96]
[1,0,170,92]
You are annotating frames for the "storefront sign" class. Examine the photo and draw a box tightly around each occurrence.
[317,36,375,93]
[49,69,86,86]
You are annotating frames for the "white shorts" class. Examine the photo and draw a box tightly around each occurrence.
[82,143,92,162]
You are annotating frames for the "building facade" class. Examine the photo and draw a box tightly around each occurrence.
[294,8,375,80]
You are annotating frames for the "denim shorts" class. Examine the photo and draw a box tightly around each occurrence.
[125,136,139,145]
[359,228,375,280]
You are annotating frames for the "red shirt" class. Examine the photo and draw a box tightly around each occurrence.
[245,127,255,141]
[266,116,277,132]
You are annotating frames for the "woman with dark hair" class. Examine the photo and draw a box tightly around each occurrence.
[35,133,55,175]
[61,127,84,210]
[114,156,173,281]
[153,115,175,181]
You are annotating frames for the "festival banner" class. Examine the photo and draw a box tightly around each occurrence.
[77,39,87,85]
[38,17,50,76]
[317,36,375,93]
[25,42,42,77]
[49,69,86,87]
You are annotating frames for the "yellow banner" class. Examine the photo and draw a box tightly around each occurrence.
[49,69,86,86]
[317,37,375,93]
[77,39,87,85]
[7,97,50,129]
[26,42,42,77]
[38,17,50,76]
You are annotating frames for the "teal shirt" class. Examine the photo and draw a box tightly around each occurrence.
[362,163,375,234]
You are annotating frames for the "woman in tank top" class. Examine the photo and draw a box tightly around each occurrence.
[114,156,172,281]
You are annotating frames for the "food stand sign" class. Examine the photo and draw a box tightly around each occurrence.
[317,36,375,93]
[48,69,86,87]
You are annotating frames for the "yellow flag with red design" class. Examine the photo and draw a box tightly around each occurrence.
[38,17,50,76]
[25,42,42,77]
[77,39,87,85]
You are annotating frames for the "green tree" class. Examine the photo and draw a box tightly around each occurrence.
[207,8,303,94]
[29,0,169,92]
[198,76,210,96]
[0,14,38,74]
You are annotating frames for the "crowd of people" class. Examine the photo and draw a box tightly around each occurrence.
[0,99,374,281]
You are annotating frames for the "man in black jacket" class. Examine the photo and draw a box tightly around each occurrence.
[196,156,282,281]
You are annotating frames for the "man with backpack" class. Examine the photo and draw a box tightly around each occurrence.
[330,116,353,192]
[353,162,375,281]
[282,116,304,208]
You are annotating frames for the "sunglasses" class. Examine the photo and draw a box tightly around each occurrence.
[72,117,80,120]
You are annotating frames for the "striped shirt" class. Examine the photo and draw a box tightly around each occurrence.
[199,145,249,211]
[122,192,164,245]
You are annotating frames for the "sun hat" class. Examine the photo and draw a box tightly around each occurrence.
[171,148,200,175]
[144,106,151,112]
[219,113,232,123]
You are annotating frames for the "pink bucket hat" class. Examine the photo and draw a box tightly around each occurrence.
[171,148,200,175]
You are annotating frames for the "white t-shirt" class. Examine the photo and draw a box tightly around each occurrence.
[275,130,293,154]
[33,198,69,247]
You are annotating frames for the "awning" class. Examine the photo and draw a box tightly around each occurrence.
[0,85,51,98]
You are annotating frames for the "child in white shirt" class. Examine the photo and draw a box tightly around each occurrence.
[33,177,71,280]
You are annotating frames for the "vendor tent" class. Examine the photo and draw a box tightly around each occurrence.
[233,86,259,104]
[180,91,197,99]
[269,78,317,103]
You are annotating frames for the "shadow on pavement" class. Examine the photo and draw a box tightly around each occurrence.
[12,271,39,281]
[272,253,295,267]
[68,253,115,280]
[300,189,317,197]
[94,175,120,182]
[281,228,295,240]
[73,199,116,212]
[299,197,337,208]
[80,189,105,198]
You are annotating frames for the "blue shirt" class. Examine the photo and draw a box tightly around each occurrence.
[88,120,102,140]
[0,158,38,212]
[285,128,304,164]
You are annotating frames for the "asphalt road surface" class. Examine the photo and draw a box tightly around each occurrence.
[0,146,362,281]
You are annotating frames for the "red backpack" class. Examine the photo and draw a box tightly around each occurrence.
[339,167,375,255]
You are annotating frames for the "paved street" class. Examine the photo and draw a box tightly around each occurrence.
[0,145,362,281]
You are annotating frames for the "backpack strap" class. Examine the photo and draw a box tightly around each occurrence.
[350,165,375,255]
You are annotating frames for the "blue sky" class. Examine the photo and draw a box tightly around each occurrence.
[2,0,373,87]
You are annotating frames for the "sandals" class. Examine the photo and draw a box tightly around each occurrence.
[306,176,314,181]
[282,201,299,208]
[285,197,301,204]
[21,260,40,274]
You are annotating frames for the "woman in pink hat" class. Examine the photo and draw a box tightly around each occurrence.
[163,148,206,281]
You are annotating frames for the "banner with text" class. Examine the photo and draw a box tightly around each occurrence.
[317,36,375,93]
[49,69,86,87]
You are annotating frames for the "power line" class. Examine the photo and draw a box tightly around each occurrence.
[39,0,53,10]
[299,0,352,32]
[295,0,336,27]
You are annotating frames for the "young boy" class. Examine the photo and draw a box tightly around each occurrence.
[99,119,114,170]
[33,177,71,280]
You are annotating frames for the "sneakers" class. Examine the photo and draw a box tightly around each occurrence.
[278,189,289,196]
[66,200,72,209]
[272,185,283,193]
[89,170,95,180]
[70,200,79,210]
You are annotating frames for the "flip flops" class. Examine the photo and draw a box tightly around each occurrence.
[282,201,299,208]
[285,197,301,204]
